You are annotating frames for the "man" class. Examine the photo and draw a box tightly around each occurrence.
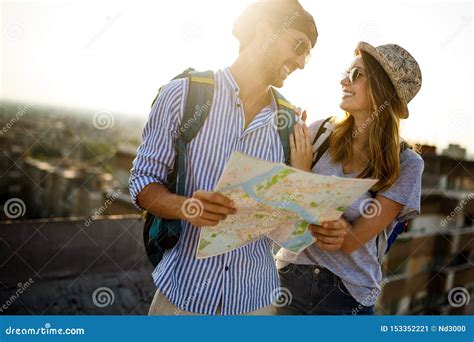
[130,1,342,315]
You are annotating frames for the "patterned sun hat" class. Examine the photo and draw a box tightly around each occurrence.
[355,42,422,119]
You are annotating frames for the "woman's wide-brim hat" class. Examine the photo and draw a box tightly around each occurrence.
[355,42,422,119]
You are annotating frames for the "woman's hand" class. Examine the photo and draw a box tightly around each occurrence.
[290,120,313,172]
[294,107,307,123]
[309,218,351,251]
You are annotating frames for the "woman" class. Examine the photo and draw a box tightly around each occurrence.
[274,42,424,315]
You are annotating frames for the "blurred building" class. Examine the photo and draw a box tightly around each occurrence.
[19,157,114,219]
[103,145,140,215]
[0,143,24,203]
[415,144,437,156]
[101,189,140,216]
[377,147,474,314]
[442,144,467,160]
[0,102,142,220]
[114,145,136,189]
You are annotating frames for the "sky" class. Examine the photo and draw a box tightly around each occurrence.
[1,0,473,155]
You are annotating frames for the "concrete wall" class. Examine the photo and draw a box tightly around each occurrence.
[0,215,155,315]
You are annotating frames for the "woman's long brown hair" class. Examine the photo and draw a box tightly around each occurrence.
[329,50,409,192]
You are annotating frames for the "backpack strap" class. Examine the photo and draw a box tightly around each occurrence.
[180,71,215,144]
[311,122,410,171]
[271,87,295,166]
[175,70,215,198]
[150,67,197,108]
[311,116,335,168]
[144,69,215,267]
[385,221,408,253]
[372,140,411,261]
[369,190,387,263]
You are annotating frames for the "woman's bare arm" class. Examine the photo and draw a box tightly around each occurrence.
[340,195,403,254]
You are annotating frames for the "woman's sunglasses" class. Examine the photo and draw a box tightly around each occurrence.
[342,67,364,84]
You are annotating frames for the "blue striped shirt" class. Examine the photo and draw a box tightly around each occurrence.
[129,68,285,315]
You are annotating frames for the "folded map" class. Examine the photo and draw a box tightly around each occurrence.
[196,152,377,259]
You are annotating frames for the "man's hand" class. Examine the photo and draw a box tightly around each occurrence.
[180,190,237,227]
[309,218,351,251]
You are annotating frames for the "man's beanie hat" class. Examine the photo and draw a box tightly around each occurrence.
[233,0,317,48]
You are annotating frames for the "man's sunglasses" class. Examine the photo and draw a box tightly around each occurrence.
[285,31,311,64]
[342,67,364,84]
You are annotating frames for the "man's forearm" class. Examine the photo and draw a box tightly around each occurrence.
[137,183,186,220]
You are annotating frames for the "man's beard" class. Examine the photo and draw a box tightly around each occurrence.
[262,46,285,88]
[265,63,284,88]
